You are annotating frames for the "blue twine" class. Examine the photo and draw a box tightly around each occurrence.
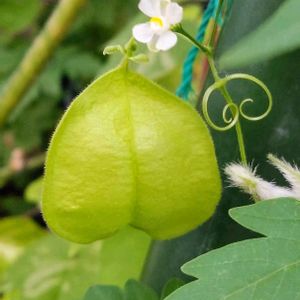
[176,0,220,100]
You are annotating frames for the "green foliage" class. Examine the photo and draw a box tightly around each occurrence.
[1,0,299,299]
[166,198,300,300]
[1,196,33,216]
[0,216,45,284]
[82,277,185,300]
[0,216,44,255]
[24,177,43,204]
[160,278,185,299]
[220,0,300,68]
[75,0,138,29]
[0,47,25,77]
[2,235,103,300]
[1,226,150,300]
[84,285,124,300]
[0,0,41,41]
[230,197,300,240]
[10,95,60,149]
[96,226,151,286]
[123,280,158,300]
[83,280,159,300]
[0,2,202,298]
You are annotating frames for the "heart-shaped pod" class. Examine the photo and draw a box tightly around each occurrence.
[42,65,221,243]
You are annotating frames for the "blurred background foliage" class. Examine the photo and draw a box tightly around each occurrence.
[0,0,202,299]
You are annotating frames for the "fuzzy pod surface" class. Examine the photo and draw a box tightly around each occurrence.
[42,65,221,243]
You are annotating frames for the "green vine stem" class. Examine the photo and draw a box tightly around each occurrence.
[202,73,273,128]
[204,57,272,164]
[173,24,273,165]
[173,24,212,55]
[0,0,87,127]
[206,56,248,164]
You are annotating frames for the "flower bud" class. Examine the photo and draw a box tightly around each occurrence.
[103,45,124,56]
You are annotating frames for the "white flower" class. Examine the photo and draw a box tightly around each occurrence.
[132,0,183,52]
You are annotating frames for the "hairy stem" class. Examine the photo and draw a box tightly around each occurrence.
[0,0,87,127]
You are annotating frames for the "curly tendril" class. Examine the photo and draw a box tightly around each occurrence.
[202,73,273,132]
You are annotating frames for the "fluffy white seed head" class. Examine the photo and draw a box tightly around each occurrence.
[225,162,297,201]
[268,154,300,197]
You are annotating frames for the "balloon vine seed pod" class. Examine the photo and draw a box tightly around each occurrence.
[42,54,221,244]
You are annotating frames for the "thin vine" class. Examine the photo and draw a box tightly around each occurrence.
[172,0,272,164]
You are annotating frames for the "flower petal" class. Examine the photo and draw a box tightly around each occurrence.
[133,23,154,43]
[147,35,159,52]
[166,2,183,24]
[160,0,171,15]
[156,31,177,51]
[138,0,160,17]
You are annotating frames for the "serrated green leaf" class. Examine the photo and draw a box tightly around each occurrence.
[166,198,300,300]
[229,197,300,241]
[220,0,300,68]
[2,226,150,300]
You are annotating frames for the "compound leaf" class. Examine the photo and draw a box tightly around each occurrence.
[166,198,300,300]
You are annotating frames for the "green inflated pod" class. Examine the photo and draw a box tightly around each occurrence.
[42,64,221,244]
